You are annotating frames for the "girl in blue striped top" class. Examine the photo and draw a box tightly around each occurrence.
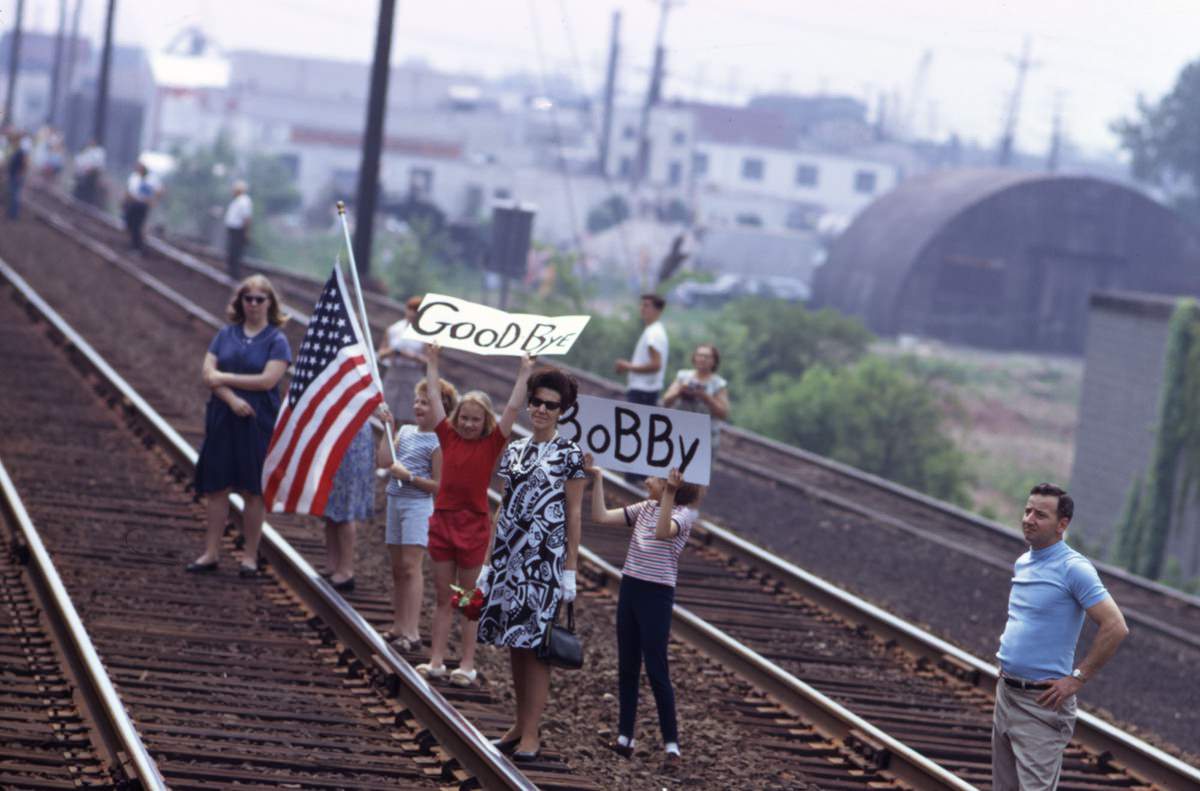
[586,460,701,768]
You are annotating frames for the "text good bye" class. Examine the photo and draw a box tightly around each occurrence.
[404,294,590,356]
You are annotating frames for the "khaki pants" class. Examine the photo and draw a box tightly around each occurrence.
[992,679,1077,791]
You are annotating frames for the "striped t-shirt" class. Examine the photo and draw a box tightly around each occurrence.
[386,424,439,499]
[620,501,697,588]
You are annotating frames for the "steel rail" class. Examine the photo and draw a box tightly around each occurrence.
[0,266,169,791]
[0,257,535,791]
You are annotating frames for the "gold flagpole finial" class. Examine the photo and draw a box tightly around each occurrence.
[336,200,346,215]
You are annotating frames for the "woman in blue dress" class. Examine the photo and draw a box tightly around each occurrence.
[187,275,292,576]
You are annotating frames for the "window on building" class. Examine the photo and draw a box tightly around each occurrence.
[795,163,818,187]
[493,187,512,200]
[741,157,765,181]
[854,170,877,194]
[692,152,709,177]
[622,125,637,140]
[672,129,687,145]
[668,160,683,186]
[735,212,763,227]
[618,156,633,178]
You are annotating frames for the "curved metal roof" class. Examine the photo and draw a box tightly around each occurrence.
[815,168,1175,331]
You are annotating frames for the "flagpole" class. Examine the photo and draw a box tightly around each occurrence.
[337,201,398,465]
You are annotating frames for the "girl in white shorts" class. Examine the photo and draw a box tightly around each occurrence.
[377,376,457,652]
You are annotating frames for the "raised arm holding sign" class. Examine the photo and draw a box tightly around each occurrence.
[403,293,590,357]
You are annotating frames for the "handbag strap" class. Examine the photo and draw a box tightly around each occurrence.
[565,602,574,631]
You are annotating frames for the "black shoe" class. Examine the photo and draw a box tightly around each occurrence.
[332,577,355,592]
[185,560,218,574]
[491,736,520,755]
[511,747,541,763]
[606,740,634,758]
[238,564,260,578]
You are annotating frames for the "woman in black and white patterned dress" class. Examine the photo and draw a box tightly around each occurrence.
[476,366,586,762]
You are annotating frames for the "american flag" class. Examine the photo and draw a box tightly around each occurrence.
[261,264,382,515]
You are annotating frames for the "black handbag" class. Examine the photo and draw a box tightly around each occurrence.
[536,602,583,670]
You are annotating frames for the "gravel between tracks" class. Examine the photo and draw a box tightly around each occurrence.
[0,210,845,789]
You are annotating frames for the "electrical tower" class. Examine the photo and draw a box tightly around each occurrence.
[996,36,1039,167]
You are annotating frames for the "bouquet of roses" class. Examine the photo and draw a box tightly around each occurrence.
[449,584,486,621]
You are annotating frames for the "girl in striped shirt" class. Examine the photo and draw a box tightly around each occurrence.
[586,460,701,768]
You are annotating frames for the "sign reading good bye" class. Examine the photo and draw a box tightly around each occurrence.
[403,294,590,356]
[559,395,711,485]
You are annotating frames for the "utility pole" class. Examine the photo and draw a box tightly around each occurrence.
[996,35,1038,167]
[1046,91,1065,172]
[4,0,25,127]
[93,0,115,145]
[62,0,83,141]
[47,0,67,124]
[352,0,396,279]
[597,10,620,176]
[632,0,677,190]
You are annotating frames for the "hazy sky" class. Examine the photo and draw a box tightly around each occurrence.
[5,0,1199,157]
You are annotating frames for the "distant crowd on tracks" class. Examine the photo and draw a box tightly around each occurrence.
[3,129,1132,787]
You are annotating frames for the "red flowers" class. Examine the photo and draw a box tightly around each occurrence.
[449,584,485,621]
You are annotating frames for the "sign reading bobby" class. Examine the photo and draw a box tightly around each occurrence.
[559,395,711,485]
[403,294,590,356]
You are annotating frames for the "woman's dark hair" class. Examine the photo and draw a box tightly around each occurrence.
[526,366,579,411]
[694,343,721,372]
[673,481,702,507]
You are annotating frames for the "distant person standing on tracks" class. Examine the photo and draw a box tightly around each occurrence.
[614,293,668,483]
[73,139,105,205]
[377,296,428,422]
[188,275,291,577]
[476,365,587,763]
[224,180,253,281]
[122,161,158,253]
[318,419,376,593]
[585,461,700,771]
[376,377,455,653]
[5,132,29,220]
[992,483,1129,791]
[415,344,530,688]
[661,343,729,457]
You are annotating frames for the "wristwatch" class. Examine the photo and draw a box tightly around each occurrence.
[1071,668,1086,682]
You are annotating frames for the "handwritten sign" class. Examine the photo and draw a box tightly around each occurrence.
[403,294,590,356]
[559,395,711,485]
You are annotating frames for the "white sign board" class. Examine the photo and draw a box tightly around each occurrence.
[558,395,711,485]
[403,294,590,356]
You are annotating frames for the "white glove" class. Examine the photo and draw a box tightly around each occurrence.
[562,570,577,603]
[475,565,491,595]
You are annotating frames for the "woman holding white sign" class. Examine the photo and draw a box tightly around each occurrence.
[661,343,729,456]
[476,366,587,763]
[416,344,533,688]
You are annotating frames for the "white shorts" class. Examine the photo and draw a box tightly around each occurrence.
[386,495,433,546]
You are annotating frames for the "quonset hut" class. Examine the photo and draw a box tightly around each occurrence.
[811,169,1200,352]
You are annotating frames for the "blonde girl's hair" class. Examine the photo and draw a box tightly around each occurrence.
[415,377,459,416]
[226,274,288,327]
[449,390,498,437]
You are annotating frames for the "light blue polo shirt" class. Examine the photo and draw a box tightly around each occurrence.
[996,539,1109,681]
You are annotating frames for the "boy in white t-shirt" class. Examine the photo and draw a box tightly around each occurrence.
[614,293,668,483]
[586,459,701,771]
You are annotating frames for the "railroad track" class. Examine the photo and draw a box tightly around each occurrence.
[17,187,1200,787]
[0,259,546,789]
[4,194,953,788]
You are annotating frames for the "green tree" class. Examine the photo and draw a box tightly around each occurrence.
[246,153,301,217]
[1113,60,1200,225]
[586,194,630,234]
[162,132,237,240]
[745,356,971,504]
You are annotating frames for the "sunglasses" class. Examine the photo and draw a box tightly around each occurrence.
[528,396,562,411]
[242,295,268,305]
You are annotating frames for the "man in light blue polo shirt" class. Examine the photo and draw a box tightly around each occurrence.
[993,483,1129,790]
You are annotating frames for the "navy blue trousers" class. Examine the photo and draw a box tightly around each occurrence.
[617,575,677,744]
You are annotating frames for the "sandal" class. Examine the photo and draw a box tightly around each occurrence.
[449,667,478,687]
[415,663,447,679]
[390,634,419,653]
